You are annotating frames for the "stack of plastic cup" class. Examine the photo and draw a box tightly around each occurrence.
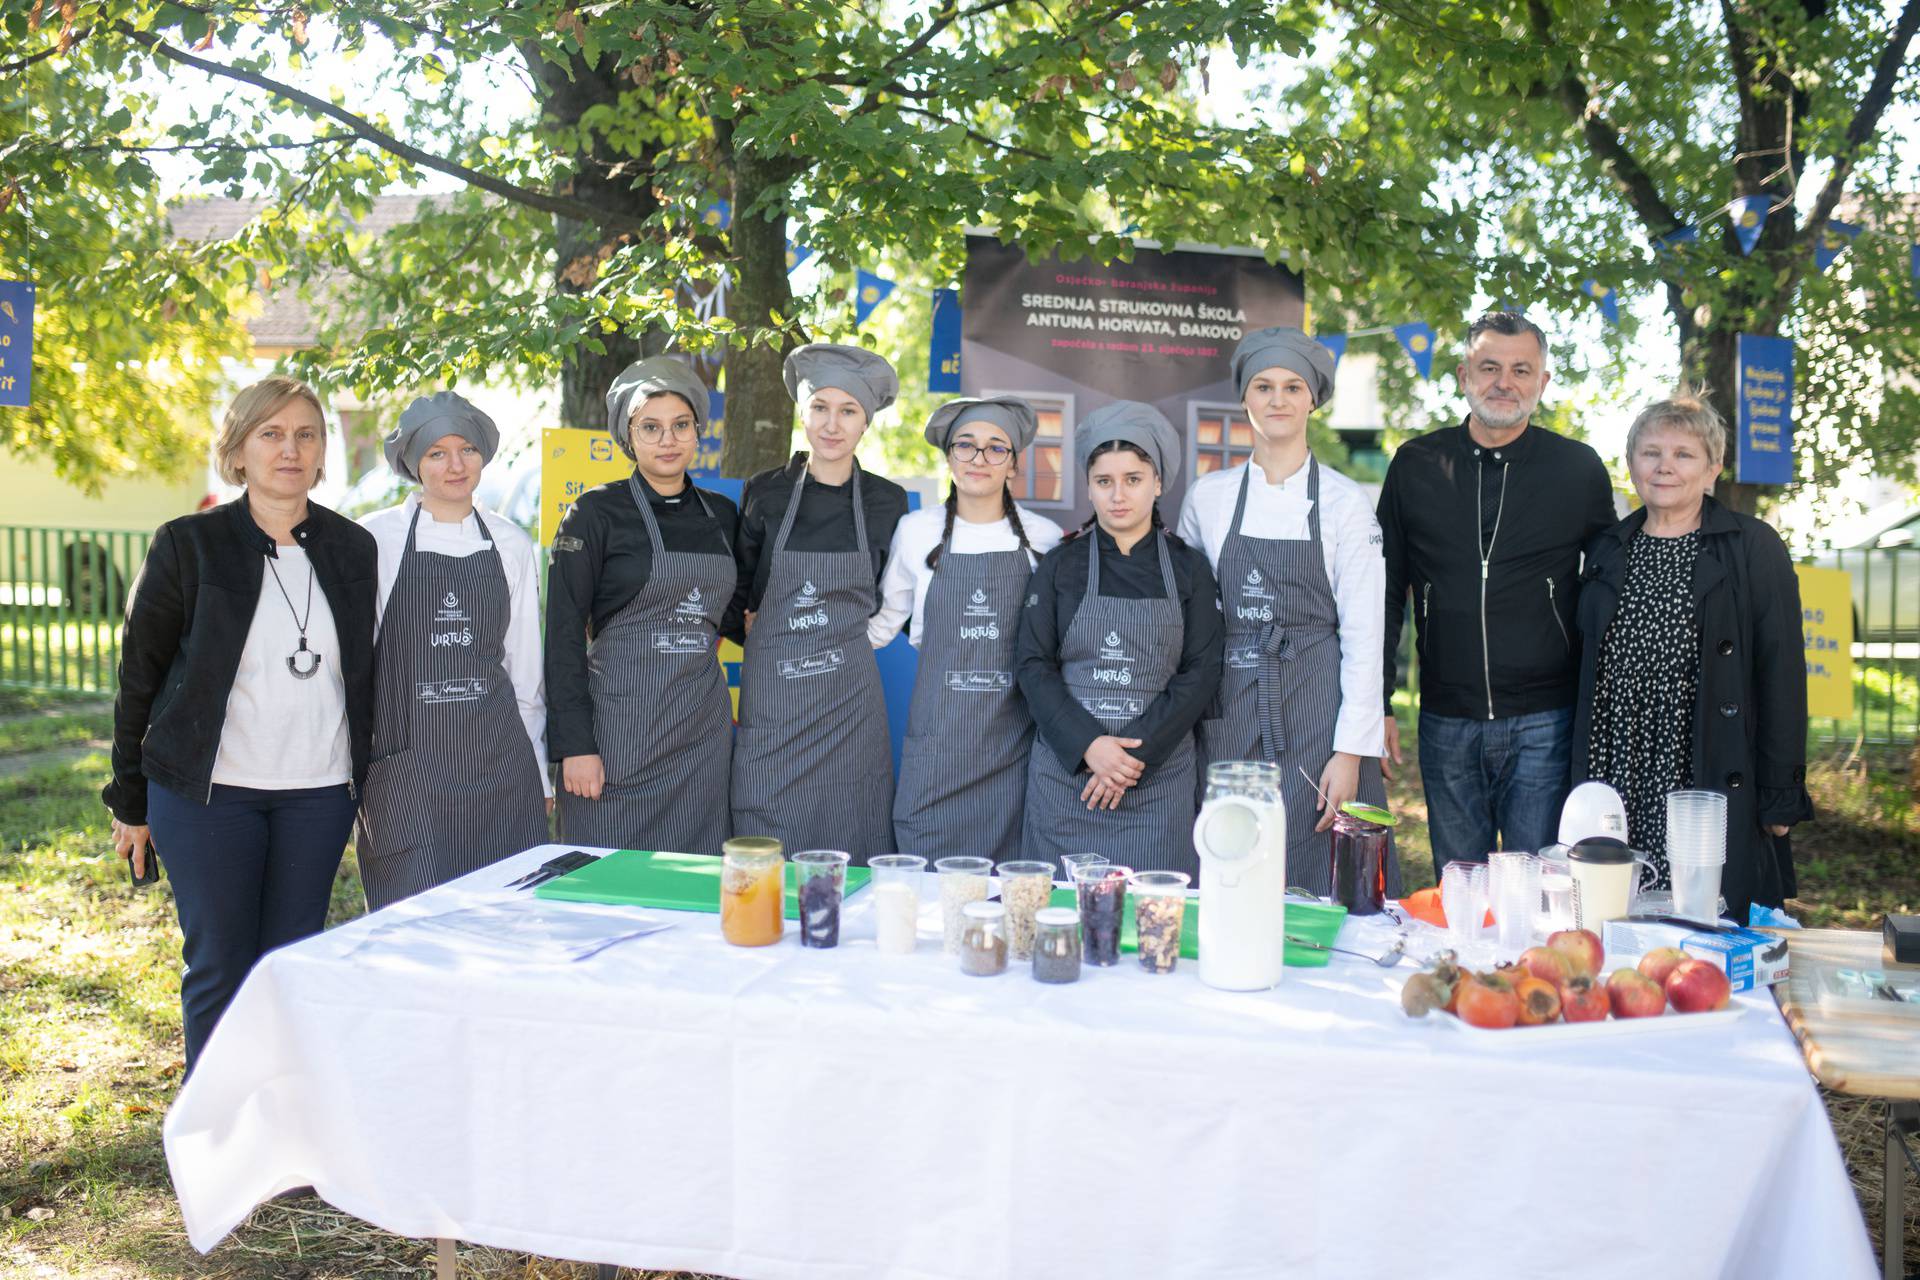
[1488,851,1541,957]
[1441,860,1486,946]
[1665,790,1728,923]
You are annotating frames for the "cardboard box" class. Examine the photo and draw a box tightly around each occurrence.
[1602,920,1790,993]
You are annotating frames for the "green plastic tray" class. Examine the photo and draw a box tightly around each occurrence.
[1046,888,1347,966]
[534,849,870,920]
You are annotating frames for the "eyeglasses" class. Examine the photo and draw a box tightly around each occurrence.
[949,441,1014,464]
[633,420,699,443]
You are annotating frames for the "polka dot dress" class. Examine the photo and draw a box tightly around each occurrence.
[1586,529,1701,887]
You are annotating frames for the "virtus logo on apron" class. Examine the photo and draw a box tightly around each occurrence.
[431,590,475,648]
[959,583,1001,640]
[1092,628,1135,685]
[789,578,829,631]
[1235,565,1276,623]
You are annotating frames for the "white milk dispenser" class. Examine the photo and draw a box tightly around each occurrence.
[1192,760,1289,990]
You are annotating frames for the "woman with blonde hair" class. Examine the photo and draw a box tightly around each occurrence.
[104,375,376,1072]
[1571,389,1811,921]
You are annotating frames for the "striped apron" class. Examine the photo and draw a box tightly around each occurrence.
[1195,459,1397,897]
[1021,531,1197,877]
[357,506,549,910]
[730,465,894,862]
[891,533,1035,860]
[556,478,736,855]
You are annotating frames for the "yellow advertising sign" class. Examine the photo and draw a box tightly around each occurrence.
[540,427,743,716]
[1794,564,1854,720]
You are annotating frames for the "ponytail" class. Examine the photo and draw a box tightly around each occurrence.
[925,484,960,570]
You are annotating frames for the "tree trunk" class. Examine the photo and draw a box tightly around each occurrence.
[523,46,665,429]
[716,145,802,479]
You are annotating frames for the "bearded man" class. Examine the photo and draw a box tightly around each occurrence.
[1377,311,1617,872]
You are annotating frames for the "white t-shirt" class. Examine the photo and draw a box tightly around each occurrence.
[1176,457,1386,758]
[869,503,1065,648]
[359,496,551,796]
[211,545,354,790]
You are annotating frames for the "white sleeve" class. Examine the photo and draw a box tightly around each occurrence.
[869,519,920,649]
[358,507,404,636]
[501,531,554,797]
[1175,487,1206,563]
[1327,485,1386,758]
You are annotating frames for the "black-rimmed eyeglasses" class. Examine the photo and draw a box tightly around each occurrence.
[949,441,1014,464]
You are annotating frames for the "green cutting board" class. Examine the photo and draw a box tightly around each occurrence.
[535,849,871,920]
[1045,888,1347,967]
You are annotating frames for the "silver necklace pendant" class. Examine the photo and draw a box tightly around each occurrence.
[287,637,323,680]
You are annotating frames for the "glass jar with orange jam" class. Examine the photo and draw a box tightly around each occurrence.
[721,837,785,946]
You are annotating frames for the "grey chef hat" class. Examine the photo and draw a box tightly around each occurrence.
[1230,326,1338,406]
[384,391,499,483]
[1074,400,1181,487]
[782,343,898,421]
[922,396,1040,454]
[605,357,709,459]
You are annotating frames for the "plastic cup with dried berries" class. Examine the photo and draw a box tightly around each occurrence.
[791,850,851,949]
[1129,870,1190,974]
[995,859,1055,960]
[1072,862,1133,967]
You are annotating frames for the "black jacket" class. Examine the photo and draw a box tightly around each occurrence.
[1015,526,1224,776]
[1379,420,1616,719]
[726,453,908,639]
[545,473,741,761]
[1571,497,1813,919]
[104,498,378,824]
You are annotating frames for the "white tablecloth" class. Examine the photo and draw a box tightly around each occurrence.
[165,844,1876,1280]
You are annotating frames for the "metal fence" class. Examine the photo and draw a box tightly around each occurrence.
[1811,545,1920,749]
[0,525,151,693]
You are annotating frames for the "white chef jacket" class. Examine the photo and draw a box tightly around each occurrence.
[869,503,1065,649]
[359,495,552,797]
[1176,457,1386,759]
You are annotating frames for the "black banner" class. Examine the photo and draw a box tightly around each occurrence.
[961,235,1305,523]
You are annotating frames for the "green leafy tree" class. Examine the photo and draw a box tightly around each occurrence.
[1267,0,1920,511]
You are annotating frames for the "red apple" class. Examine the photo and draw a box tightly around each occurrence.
[1455,973,1522,1029]
[1558,975,1610,1022]
[1548,928,1605,979]
[1606,968,1667,1018]
[1665,958,1732,1013]
[1514,976,1563,1025]
[1518,945,1575,985]
[1637,946,1688,988]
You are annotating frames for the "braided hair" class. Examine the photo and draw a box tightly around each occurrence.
[926,480,1038,569]
[1067,440,1163,540]
[925,484,960,570]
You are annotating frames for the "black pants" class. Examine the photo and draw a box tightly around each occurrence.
[146,782,355,1072]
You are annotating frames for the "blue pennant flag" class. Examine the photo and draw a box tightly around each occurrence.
[1813,221,1861,274]
[927,288,962,393]
[1912,243,1920,288]
[0,280,33,408]
[854,269,896,325]
[700,199,731,231]
[1582,279,1619,327]
[1318,333,1347,367]
[1654,226,1698,255]
[784,240,814,273]
[1728,196,1770,256]
[1734,334,1794,485]
[1394,321,1436,379]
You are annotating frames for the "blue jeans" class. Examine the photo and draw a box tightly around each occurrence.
[1417,707,1573,878]
[146,782,356,1072]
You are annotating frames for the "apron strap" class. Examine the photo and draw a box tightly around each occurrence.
[1153,527,1177,599]
[1229,465,1253,537]
[1086,525,1103,597]
[850,462,870,557]
[772,464,808,554]
[627,474,669,557]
